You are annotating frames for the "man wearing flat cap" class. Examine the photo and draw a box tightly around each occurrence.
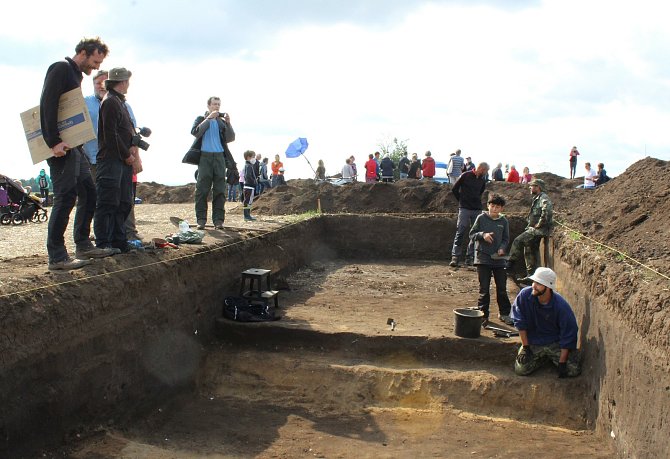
[94,67,139,252]
[506,178,553,281]
[510,267,581,378]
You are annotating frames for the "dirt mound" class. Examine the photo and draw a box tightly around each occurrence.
[559,157,670,268]
[136,181,195,204]
[251,172,578,216]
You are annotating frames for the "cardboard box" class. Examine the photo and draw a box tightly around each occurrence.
[20,87,96,165]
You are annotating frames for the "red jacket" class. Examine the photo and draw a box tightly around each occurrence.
[365,159,378,179]
[422,157,436,178]
[507,169,520,183]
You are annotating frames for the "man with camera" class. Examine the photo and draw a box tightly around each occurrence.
[94,67,141,252]
[191,96,236,230]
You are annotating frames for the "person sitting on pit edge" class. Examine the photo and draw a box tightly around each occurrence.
[510,267,581,378]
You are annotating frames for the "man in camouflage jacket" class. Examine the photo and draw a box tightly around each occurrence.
[507,179,553,280]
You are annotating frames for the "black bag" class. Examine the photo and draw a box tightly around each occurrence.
[223,296,279,322]
[182,147,201,165]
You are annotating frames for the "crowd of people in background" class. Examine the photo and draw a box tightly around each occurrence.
[322,145,611,189]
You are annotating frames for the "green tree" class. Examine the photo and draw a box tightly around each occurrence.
[377,136,409,180]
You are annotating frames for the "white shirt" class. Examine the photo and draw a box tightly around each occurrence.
[584,168,597,188]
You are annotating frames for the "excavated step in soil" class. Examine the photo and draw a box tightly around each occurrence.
[60,260,613,458]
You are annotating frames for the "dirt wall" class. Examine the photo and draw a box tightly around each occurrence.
[551,234,670,459]
[0,220,324,456]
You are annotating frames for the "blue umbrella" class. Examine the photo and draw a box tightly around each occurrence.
[285,137,309,158]
[284,137,315,175]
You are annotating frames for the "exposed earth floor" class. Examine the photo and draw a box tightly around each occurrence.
[58,260,611,459]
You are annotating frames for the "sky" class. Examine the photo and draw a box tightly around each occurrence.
[2,0,669,185]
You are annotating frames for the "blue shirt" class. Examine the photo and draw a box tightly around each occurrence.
[201,119,224,153]
[510,286,578,349]
[83,95,136,164]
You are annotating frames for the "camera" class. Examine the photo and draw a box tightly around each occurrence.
[131,127,152,151]
[219,112,228,118]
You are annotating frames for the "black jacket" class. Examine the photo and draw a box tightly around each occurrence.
[98,89,134,161]
[40,57,83,148]
[398,156,410,174]
[452,170,486,210]
[190,115,237,170]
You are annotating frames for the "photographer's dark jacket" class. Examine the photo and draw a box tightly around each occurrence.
[190,115,237,170]
[97,89,134,162]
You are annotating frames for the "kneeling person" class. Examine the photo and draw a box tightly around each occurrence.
[510,267,581,378]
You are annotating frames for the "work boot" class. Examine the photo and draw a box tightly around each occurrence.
[498,314,514,326]
[449,257,459,268]
[48,257,91,271]
[75,245,117,259]
[244,208,256,222]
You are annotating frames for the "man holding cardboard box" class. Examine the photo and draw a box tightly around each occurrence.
[40,37,117,271]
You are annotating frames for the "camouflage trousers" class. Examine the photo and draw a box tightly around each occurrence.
[508,229,543,276]
[514,342,581,377]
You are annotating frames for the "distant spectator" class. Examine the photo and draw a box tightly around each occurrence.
[462,156,475,173]
[507,165,520,183]
[315,159,326,181]
[258,157,270,193]
[349,155,358,182]
[364,154,378,183]
[342,158,355,183]
[422,151,436,180]
[373,152,381,180]
[504,164,510,180]
[408,153,422,179]
[37,169,51,206]
[381,155,395,183]
[275,167,287,186]
[447,149,464,184]
[254,153,262,195]
[594,163,610,186]
[491,163,504,181]
[271,154,283,187]
[398,152,410,179]
[583,162,596,189]
[520,167,533,184]
[226,167,239,202]
[569,146,580,179]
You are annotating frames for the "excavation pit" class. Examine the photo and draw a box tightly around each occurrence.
[1,211,668,458]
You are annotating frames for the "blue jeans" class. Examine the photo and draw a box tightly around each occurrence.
[399,172,408,179]
[94,157,133,249]
[46,148,96,263]
[451,208,481,260]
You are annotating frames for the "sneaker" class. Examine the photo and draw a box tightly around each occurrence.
[48,257,91,271]
[75,246,118,259]
[498,314,514,326]
[214,222,224,230]
[516,276,532,285]
[196,222,206,230]
[449,257,459,268]
[465,258,474,266]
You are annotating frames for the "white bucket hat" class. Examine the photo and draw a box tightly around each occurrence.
[529,267,556,289]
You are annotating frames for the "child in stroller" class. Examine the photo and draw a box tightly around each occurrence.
[0,186,48,225]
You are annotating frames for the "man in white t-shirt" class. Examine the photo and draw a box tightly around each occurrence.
[583,162,597,189]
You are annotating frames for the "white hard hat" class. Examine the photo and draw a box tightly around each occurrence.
[529,267,556,289]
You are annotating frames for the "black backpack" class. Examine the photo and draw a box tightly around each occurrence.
[223,296,279,322]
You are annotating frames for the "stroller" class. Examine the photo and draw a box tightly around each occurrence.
[0,174,48,225]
